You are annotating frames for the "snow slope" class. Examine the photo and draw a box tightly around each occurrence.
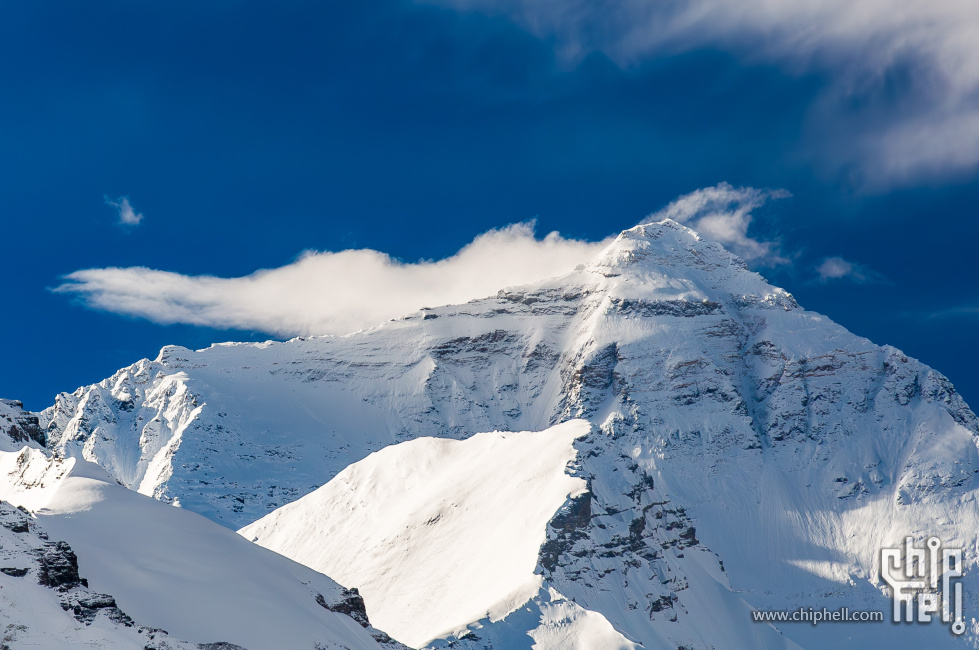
[32,219,979,649]
[240,421,593,647]
[240,419,798,650]
[241,419,799,650]
[0,498,204,650]
[0,446,399,650]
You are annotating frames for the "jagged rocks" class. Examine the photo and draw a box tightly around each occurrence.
[0,399,45,448]
[314,589,409,648]
[1,502,210,648]
[0,503,32,534]
[316,588,370,627]
[0,567,28,577]
[648,594,677,613]
[539,491,592,573]
[60,592,134,626]
[35,541,85,590]
[608,297,724,318]
[1,519,28,534]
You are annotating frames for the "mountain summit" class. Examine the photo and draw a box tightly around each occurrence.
[12,220,979,649]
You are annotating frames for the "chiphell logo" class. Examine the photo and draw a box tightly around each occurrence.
[881,537,965,635]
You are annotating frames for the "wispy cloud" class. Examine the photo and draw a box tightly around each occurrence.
[814,256,885,284]
[642,182,790,266]
[424,0,979,188]
[105,196,144,226]
[927,306,979,320]
[54,223,608,337]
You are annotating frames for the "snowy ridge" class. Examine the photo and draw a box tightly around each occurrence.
[0,398,44,452]
[432,586,645,650]
[0,447,403,650]
[0,499,202,649]
[239,420,795,649]
[26,219,979,648]
[240,421,595,647]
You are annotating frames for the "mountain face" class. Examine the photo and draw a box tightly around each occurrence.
[0,398,45,451]
[0,447,403,650]
[239,421,602,648]
[26,219,979,649]
[0,499,201,650]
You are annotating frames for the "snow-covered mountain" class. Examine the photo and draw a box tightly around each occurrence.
[0,447,404,650]
[238,419,794,650]
[15,218,979,648]
[1,498,204,650]
[0,398,44,452]
[239,420,609,648]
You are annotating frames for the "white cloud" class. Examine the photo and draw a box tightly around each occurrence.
[58,186,798,337]
[423,0,979,187]
[643,182,789,265]
[929,306,979,320]
[54,223,608,338]
[105,196,144,226]
[815,257,856,282]
[815,256,884,284]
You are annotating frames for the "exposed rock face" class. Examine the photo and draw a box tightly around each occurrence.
[29,220,979,649]
[1,498,390,649]
[35,540,84,590]
[538,491,591,573]
[317,588,371,628]
[0,399,44,449]
[316,588,409,648]
[0,501,193,648]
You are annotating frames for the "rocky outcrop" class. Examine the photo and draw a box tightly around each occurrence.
[0,502,221,649]
[316,587,370,627]
[35,540,84,590]
[0,399,44,449]
[315,588,408,648]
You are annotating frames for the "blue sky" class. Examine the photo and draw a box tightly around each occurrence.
[1,0,978,410]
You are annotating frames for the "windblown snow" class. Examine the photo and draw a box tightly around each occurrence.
[240,421,591,647]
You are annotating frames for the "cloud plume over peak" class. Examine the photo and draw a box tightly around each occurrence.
[56,186,792,338]
[424,0,979,188]
[643,182,789,266]
[55,223,608,338]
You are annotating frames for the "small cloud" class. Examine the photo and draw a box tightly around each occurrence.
[105,195,144,226]
[815,257,855,281]
[642,182,790,266]
[814,256,885,284]
[927,306,979,320]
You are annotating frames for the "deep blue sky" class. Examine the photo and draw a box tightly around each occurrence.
[1,0,977,411]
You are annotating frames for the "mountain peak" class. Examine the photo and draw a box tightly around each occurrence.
[587,219,739,272]
[538,218,797,312]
